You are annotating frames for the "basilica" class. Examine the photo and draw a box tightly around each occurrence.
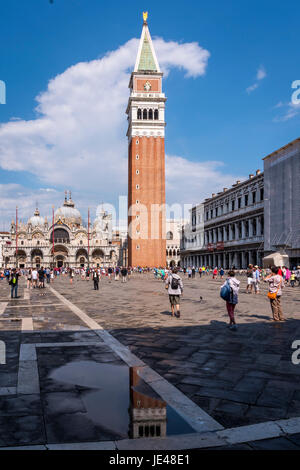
[3,192,122,269]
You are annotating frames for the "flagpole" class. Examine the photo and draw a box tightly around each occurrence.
[88,208,90,268]
[52,205,55,267]
[15,206,18,268]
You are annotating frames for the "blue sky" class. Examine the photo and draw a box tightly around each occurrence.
[0,0,299,227]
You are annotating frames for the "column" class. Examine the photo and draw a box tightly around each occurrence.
[249,218,253,238]
[242,220,246,239]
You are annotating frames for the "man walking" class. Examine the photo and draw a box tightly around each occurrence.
[9,268,19,299]
[121,267,128,283]
[165,267,183,318]
[93,269,99,290]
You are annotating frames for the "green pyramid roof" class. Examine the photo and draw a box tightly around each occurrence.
[138,34,157,72]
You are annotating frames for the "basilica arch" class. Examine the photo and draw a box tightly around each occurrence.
[50,228,70,244]
[15,249,27,268]
[52,245,69,268]
[92,249,104,265]
[31,248,44,268]
[76,248,88,267]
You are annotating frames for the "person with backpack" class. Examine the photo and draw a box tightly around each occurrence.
[220,270,240,331]
[9,268,19,298]
[165,267,183,318]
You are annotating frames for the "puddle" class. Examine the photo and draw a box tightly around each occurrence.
[49,361,195,439]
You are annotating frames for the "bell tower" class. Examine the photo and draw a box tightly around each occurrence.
[127,13,166,267]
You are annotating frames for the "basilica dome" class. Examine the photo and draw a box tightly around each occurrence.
[55,192,82,226]
[28,209,45,227]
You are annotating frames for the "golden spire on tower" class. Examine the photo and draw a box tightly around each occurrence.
[143,11,148,23]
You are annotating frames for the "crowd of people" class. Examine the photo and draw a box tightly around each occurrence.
[0,263,298,327]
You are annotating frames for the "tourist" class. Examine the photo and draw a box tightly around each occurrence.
[9,268,19,298]
[212,267,218,280]
[38,267,45,288]
[165,266,183,318]
[219,267,225,279]
[253,265,260,294]
[246,264,254,293]
[264,266,284,322]
[93,269,99,290]
[46,267,51,284]
[27,269,32,289]
[220,270,240,331]
[290,271,296,287]
[121,266,128,283]
[69,268,74,285]
[32,267,38,288]
[192,266,195,279]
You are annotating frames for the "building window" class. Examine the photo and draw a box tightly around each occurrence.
[136,169,139,175]
[245,194,248,206]
[136,200,139,204]
[136,184,140,189]
[21,241,24,245]
[215,208,218,217]
[226,202,229,212]
[143,109,147,120]
[231,200,235,211]
[252,191,256,204]
[238,197,241,209]
[37,241,40,245]
[137,109,142,120]
[80,240,83,245]
[136,155,139,160]
[154,109,159,120]
[148,109,153,120]
[206,211,209,221]
[136,140,139,145]
[136,245,140,250]
[260,188,264,201]
[210,210,213,218]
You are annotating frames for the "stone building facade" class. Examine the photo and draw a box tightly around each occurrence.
[3,193,120,269]
[166,219,186,267]
[263,137,300,267]
[0,232,10,268]
[181,171,264,269]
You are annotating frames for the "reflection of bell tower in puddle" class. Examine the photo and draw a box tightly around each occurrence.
[129,367,167,438]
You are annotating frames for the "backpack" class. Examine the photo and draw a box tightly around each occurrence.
[220,281,231,301]
[12,276,17,284]
[171,275,180,290]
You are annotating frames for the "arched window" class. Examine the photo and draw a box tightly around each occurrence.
[143,109,147,120]
[173,249,176,256]
[166,231,173,240]
[148,109,153,120]
[154,109,159,120]
[137,109,142,120]
[80,240,83,245]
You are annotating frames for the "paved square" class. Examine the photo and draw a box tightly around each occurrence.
[0,272,299,449]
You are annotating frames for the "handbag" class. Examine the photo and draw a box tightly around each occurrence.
[267,279,282,300]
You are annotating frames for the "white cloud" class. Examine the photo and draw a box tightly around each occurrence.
[166,156,244,206]
[0,35,240,223]
[246,83,259,94]
[257,65,267,81]
[273,101,300,122]
[246,65,267,94]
